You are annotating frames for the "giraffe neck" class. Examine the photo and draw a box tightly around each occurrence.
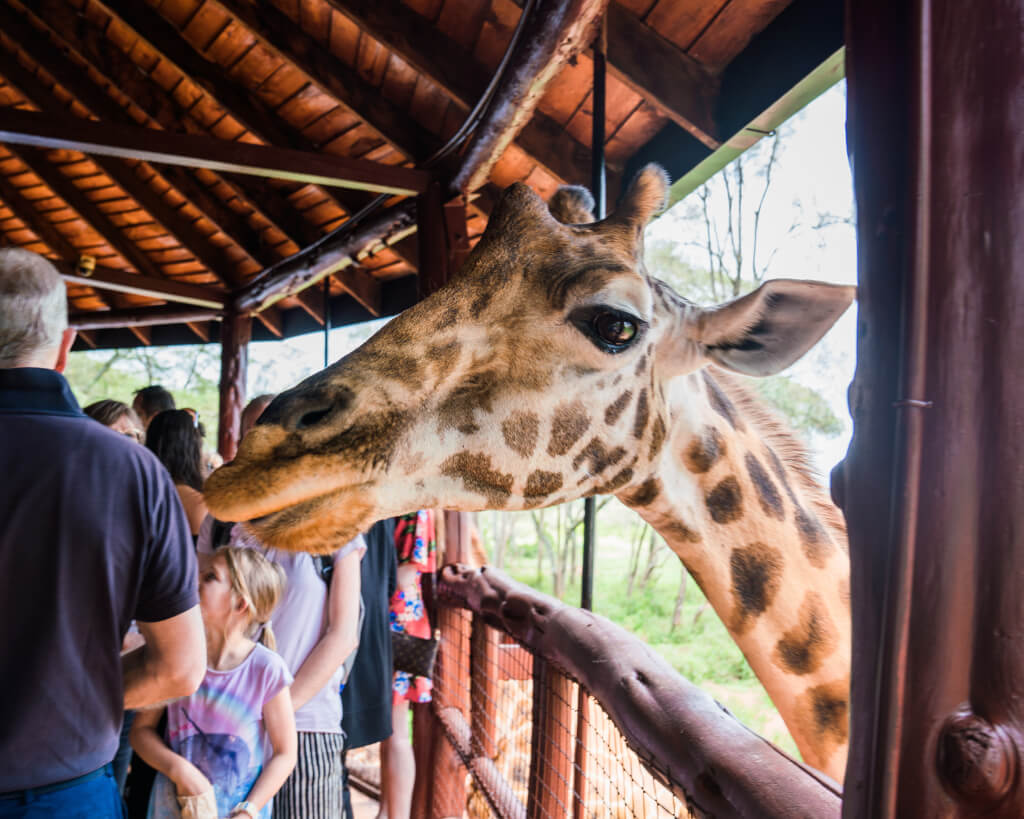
[623,368,851,780]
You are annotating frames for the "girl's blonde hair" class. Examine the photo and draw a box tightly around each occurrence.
[216,546,286,651]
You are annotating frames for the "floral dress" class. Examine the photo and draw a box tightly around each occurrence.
[390,510,436,703]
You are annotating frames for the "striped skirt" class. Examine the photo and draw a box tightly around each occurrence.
[272,732,345,819]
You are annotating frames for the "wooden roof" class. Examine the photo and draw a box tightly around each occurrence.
[0,0,842,349]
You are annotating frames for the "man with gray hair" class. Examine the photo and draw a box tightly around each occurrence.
[0,248,206,817]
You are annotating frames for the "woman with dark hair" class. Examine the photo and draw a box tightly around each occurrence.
[146,408,208,537]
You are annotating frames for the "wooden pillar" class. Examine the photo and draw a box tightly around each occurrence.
[217,310,250,461]
[528,659,574,819]
[417,182,470,301]
[843,0,1024,816]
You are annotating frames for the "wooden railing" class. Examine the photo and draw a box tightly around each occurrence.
[411,563,842,819]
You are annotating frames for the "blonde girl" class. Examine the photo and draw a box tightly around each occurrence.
[131,547,298,819]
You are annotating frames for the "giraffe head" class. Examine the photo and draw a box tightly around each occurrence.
[204,165,854,553]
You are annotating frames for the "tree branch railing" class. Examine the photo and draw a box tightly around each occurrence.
[420,564,841,819]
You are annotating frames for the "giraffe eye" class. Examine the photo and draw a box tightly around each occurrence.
[569,306,644,353]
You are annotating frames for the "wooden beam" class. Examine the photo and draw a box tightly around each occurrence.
[59,265,225,309]
[128,325,151,346]
[450,0,611,194]
[334,267,382,317]
[69,305,220,330]
[8,144,167,281]
[16,0,317,255]
[184,321,211,343]
[268,0,601,186]
[76,330,98,348]
[234,201,418,313]
[0,44,245,286]
[604,4,718,149]
[217,310,250,461]
[293,287,325,326]
[0,109,431,196]
[254,305,284,338]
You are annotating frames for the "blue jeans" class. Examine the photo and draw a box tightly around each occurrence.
[0,765,125,818]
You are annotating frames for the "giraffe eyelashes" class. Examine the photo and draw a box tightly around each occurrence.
[569,306,646,354]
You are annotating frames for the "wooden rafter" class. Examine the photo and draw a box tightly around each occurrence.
[60,266,224,310]
[13,0,318,255]
[450,0,611,194]
[321,0,607,188]
[69,305,221,330]
[0,109,431,195]
[0,42,244,287]
[334,266,382,318]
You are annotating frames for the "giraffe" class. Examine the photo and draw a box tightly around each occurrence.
[204,164,855,781]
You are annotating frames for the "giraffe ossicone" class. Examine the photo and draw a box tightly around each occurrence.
[205,164,855,781]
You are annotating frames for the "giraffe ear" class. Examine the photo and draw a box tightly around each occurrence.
[695,279,856,376]
[548,185,595,224]
[605,164,669,238]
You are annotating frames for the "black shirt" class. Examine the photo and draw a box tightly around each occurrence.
[0,368,198,790]
[342,517,398,748]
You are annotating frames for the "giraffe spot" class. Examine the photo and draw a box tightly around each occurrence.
[766,447,793,495]
[547,402,590,456]
[648,415,667,460]
[437,305,460,329]
[502,411,540,458]
[745,453,785,520]
[795,680,850,764]
[729,542,783,634]
[706,476,743,524]
[593,466,634,495]
[572,437,626,474]
[604,391,632,426]
[426,340,462,375]
[369,353,422,382]
[838,577,851,608]
[437,371,499,435]
[633,388,649,439]
[470,290,492,314]
[702,370,741,430]
[663,520,702,544]
[684,426,725,473]
[624,477,661,507]
[634,351,648,374]
[795,506,835,568]
[523,470,563,499]
[441,452,513,508]
[774,592,839,675]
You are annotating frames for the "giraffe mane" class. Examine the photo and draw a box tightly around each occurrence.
[709,365,848,547]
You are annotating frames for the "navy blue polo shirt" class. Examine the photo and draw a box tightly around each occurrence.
[0,368,198,791]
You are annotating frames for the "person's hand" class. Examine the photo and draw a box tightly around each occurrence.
[171,759,213,797]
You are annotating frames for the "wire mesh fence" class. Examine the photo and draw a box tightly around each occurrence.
[426,599,690,819]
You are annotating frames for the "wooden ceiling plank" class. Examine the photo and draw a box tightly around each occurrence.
[604,4,719,148]
[0,108,431,195]
[210,0,436,162]
[18,0,318,255]
[321,0,605,187]
[9,145,167,280]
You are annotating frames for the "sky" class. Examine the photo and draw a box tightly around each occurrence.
[249,80,857,471]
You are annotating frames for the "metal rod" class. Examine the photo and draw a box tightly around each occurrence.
[323,276,331,368]
[581,14,606,614]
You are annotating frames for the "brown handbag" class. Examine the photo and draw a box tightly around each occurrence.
[392,629,439,679]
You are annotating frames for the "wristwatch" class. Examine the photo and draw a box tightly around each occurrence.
[230,801,256,818]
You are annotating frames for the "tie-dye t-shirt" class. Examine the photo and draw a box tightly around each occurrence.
[147,643,292,819]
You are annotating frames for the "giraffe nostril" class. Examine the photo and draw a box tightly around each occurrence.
[297,407,332,429]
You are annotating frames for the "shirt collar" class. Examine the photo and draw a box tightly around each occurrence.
[0,368,83,416]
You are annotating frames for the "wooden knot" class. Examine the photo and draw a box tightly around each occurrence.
[936,708,1018,806]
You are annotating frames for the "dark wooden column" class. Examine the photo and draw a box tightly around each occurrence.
[217,310,251,461]
[843,0,1024,816]
[417,183,470,301]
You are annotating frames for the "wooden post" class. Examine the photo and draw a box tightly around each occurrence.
[217,310,251,461]
[470,615,500,761]
[844,0,1024,816]
[528,659,575,819]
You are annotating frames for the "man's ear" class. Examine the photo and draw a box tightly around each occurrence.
[54,328,76,373]
[695,280,855,376]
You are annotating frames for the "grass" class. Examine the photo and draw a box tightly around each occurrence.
[488,504,800,759]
